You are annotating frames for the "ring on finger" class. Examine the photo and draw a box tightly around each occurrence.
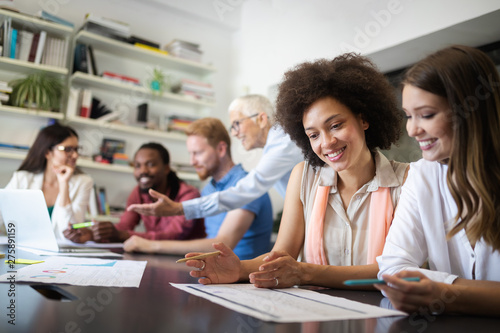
[198,260,206,271]
[274,277,279,287]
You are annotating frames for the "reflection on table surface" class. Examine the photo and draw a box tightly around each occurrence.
[0,245,498,332]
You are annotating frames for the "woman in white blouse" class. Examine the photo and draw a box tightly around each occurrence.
[5,123,93,239]
[376,45,500,316]
[183,54,408,289]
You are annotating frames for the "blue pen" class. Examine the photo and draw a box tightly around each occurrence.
[343,277,420,286]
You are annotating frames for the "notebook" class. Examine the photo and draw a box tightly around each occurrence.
[0,189,111,253]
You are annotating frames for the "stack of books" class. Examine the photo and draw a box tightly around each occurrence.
[163,39,202,62]
[101,71,140,86]
[81,13,131,42]
[174,78,215,103]
[0,80,12,104]
[36,10,74,28]
[112,153,130,166]
[166,115,197,133]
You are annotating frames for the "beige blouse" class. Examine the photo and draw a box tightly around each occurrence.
[300,151,408,266]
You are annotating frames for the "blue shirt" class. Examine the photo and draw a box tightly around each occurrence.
[201,164,273,260]
[183,125,303,219]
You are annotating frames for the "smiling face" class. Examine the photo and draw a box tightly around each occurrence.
[303,97,370,174]
[229,110,265,150]
[133,148,169,192]
[186,135,221,181]
[45,135,79,168]
[402,84,454,162]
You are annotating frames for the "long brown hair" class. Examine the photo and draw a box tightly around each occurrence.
[403,45,500,250]
[19,122,82,174]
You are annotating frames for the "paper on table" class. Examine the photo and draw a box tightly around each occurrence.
[0,256,147,287]
[58,239,124,249]
[171,283,407,323]
[20,247,123,258]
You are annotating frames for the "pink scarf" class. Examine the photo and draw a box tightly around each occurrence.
[305,185,393,265]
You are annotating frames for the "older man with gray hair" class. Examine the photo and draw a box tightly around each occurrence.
[128,94,303,220]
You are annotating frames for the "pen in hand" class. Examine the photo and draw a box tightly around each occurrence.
[343,277,421,286]
[176,251,221,263]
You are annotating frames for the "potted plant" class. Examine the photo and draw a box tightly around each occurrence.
[148,67,170,95]
[9,72,64,111]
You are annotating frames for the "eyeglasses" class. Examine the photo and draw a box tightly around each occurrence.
[229,113,259,133]
[54,145,82,154]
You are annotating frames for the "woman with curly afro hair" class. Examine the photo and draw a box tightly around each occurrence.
[187,53,409,290]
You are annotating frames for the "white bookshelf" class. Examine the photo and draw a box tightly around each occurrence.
[66,115,187,141]
[0,104,65,119]
[0,9,73,36]
[70,72,214,107]
[77,158,199,181]
[0,152,199,181]
[75,30,216,75]
[0,57,68,76]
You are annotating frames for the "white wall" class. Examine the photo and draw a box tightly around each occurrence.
[227,0,500,215]
[232,0,500,95]
[2,0,235,208]
[4,0,500,214]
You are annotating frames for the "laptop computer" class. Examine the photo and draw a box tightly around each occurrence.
[0,189,111,253]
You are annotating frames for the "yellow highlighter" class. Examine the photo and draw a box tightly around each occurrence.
[72,221,95,229]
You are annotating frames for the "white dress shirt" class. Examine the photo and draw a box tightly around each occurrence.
[377,159,500,283]
[183,125,303,219]
[5,170,94,240]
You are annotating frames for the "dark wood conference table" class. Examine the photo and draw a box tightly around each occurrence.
[1,245,499,333]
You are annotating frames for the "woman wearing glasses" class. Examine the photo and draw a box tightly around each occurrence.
[5,122,93,239]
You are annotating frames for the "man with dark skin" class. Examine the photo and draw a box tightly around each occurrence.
[64,143,204,243]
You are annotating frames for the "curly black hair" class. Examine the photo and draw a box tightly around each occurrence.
[275,53,402,167]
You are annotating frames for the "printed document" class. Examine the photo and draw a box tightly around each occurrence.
[0,257,146,287]
[171,283,406,323]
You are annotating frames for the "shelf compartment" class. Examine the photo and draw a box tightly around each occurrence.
[0,57,69,76]
[0,9,73,36]
[0,104,64,119]
[70,72,215,107]
[77,158,199,180]
[75,31,216,76]
[66,115,187,141]
[0,152,199,181]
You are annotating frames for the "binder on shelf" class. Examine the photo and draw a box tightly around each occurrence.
[79,89,92,118]
[66,87,81,118]
[87,45,98,75]
[27,32,40,62]
[34,30,47,64]
[17,30,33,61]
[2,17,11,58]
[73,43,89,73]
[9,27,16,58]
